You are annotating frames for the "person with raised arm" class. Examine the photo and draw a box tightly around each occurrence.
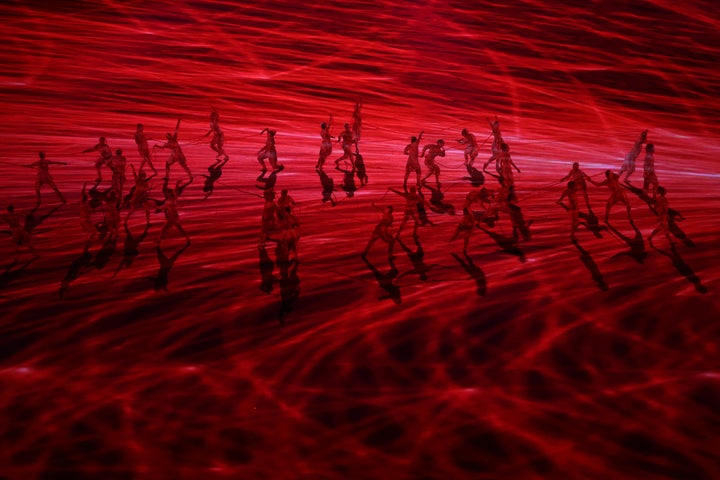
[316,115,334,170]
[27,151,66,209]
[403,131,424,192]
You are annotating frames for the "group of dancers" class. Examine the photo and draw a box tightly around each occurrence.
[3,103,685,300]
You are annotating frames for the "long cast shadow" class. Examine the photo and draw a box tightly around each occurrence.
[59,252,94,299]
[652,243,707,294]
[478,226,526,263]
[0,258,38,292]
[316,168,336,206]
[202,157,229,199]
[625,183,694,247]
[557,202,606,239]
[151,242,190,292]
[451,252,486,297]
[25,204,63,234]
[113,220,150,277]
[361,255,402,304]
[397,234,435,282]
[607,222,647,264]
[258,245,276,294]
[278,257,301,324]
[571,239,608,291]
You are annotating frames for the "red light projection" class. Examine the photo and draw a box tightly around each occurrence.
[1,1,719,478]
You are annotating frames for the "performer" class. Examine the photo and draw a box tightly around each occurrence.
[560,162,594,215]
[618,129,648,182]
[204,108,229,164]
[458,128,479,167]
[83,136,112,183]
[257,128,281,172]
[362,204,395,259]
[642,143,659,198]
[421,139,445,188]
[135,123,158,175]
[316,115,333,170]
[403,131,423,192]
[28,151,66,208]
[590,170,633,224]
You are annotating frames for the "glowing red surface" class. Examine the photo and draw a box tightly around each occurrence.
[1,1,719,478]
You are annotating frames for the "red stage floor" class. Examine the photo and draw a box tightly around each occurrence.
[1,1,719,478]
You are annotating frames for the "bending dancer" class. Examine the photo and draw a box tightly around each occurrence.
[362,204,395,259]
[135,123,158,175]
[204,108,228,164]
[560,162,594,215]
[458,128,478,167]
[642,143,659,198]
[28,151,66,209]
[3,205,38,261]
[421,139,445,188]
[449,208,480,254]
[257,128,281,172]
[156,131,193,181]
[156,179,191,246]
[83,136,112,183]
[403,131,423,192]
[334,123,355,168]
[316,115,333,170]
[618,129,648,183]
[557,181,580,240]
[590,170,633,224]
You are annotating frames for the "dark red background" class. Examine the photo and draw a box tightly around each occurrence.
[1,1,719,478]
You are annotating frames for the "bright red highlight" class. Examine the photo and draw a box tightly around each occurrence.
[1,1,719,478]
